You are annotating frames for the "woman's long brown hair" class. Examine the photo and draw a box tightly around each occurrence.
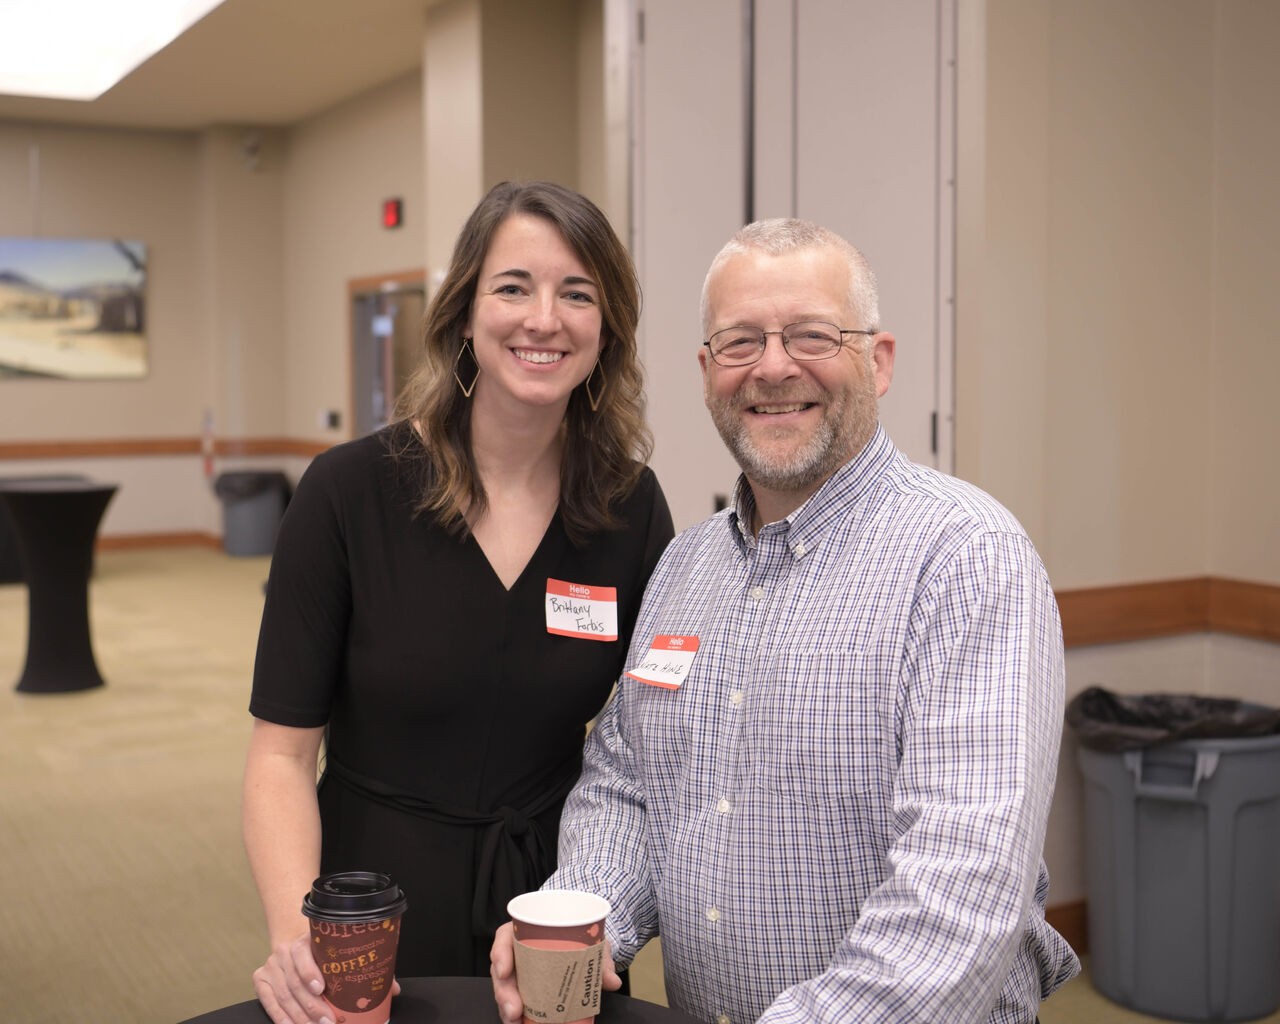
[391,180,653,544]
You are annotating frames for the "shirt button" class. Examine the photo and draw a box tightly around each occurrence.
[729,690,744,706]
[750,585,765,600]
[717,1016,731,1024]
[705,907,721,922]
[716,798,731,813]
[795,541,807,557]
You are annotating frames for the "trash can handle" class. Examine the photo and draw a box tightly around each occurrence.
[1123,749,1220,800]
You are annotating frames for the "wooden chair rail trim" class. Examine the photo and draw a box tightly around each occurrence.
[214,437,331,457]
[0,437,200,458]
[1207,577,1280,642]
[1056,576,1280,646]
[6,435,1277,646]
[0,436,331,460]
[1057,578,1210,647]
[99,532,221,552]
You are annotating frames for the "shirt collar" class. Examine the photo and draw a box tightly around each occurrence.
[728,475,758,550]
[727,424,896,557]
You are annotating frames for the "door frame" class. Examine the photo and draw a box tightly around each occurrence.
[347,269,426,439]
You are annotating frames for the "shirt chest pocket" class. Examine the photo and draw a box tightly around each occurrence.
[746,649,891,801]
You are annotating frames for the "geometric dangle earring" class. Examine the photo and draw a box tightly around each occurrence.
[453,338,480,398]
[583,357,606,412]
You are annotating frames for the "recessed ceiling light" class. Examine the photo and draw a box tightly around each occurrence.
[0,0,227,101]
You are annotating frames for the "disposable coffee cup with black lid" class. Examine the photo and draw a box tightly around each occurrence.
[302,871,408,1024]
[302,871,408,922]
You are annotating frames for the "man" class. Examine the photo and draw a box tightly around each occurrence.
[492,219,1080,1023]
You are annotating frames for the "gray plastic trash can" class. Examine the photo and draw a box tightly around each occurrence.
[1077,729,1280,1022]
[213,470,289,557]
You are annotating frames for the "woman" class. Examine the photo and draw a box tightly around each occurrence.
[243,181,673,1023]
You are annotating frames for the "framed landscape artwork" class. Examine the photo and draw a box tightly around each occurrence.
[0,237,148,380]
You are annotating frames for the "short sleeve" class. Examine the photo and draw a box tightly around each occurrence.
[247,451,352,727]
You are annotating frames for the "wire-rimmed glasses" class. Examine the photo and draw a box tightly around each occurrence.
[702,321,874,366]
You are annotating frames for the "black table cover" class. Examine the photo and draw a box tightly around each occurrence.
[0,473,91,583]
[178,975,703,1024]
[0,479,117,692]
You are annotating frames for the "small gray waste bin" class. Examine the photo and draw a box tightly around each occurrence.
[1069,688,1280,1022]
[213,470,289,556]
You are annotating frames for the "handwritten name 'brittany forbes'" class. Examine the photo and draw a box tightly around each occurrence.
[548,596,607,634]
[548,596,591,617]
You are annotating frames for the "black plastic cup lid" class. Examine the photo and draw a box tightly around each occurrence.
[301,871,408,921]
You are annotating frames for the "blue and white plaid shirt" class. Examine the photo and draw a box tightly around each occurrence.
[549,427,1080,1023]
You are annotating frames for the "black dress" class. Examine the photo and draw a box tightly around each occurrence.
[249,423,674,976]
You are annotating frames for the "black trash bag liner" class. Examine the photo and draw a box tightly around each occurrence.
[1066,686,1280,752]
[213,470,290,502]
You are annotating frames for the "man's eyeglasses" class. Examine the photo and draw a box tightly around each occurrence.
[702,321,874,367]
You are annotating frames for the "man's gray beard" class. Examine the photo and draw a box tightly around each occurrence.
[708,376,879,494]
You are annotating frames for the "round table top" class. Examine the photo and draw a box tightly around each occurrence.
[178,975,703,1024]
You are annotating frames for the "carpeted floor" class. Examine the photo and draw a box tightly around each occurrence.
[1,548,272,1023]
[0,547,666,1024]
[2,548,1275,1023]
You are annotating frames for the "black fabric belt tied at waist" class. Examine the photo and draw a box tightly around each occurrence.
[322,757,579,939]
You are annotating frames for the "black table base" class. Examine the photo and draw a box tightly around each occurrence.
[0,480,117,693]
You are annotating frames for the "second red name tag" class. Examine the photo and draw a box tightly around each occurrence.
[626,635,699,690]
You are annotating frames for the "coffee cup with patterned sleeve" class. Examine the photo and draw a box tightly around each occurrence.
[302,871,408,1024]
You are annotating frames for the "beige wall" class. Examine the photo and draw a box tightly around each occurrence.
[633,0,748,531]
[0,123,225,534]
[424,0,483,286]
[965,0,1279,594]
[201,126,288,440]
[964,0,1280,909]
[1044,0,1214,589]
[962,0,1220,589]
[282,71,426,440]
[4,10,1273,539]
[963,0,1280,600]
[0,78,422,536]
[480,0,580,188]
[1209,0,1280,584]
[0,123,208,442]
[575,0,607,213]
[423,0,607,295]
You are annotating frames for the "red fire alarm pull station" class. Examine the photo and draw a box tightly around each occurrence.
[382,198,403,229]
